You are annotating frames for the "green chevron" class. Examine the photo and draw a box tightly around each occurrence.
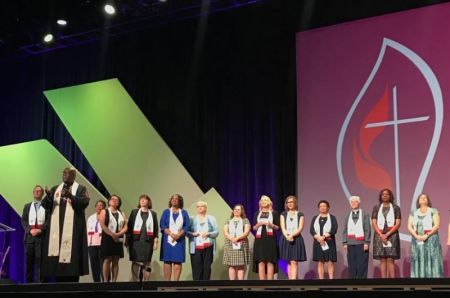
[0,139,106,215]
[44,79,243,280]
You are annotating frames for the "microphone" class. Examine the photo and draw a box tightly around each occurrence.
[62,183,71,200]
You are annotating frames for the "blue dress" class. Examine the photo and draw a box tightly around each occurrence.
[160,208,190,263]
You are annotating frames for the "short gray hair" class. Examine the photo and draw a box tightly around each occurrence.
[349,196,360,203]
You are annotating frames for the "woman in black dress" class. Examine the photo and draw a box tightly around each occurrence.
[310,200,338,279]
[252,195,279,280]
[371,188,401,278]
[99,195,127,282]
[126,194,159,281]
[279,195,307,279]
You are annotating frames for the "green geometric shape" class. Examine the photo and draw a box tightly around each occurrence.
[0,139,106,215]
[44,79,204,213]
[44,79,242,280]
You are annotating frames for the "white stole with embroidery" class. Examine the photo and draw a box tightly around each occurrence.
[377,203,395,230]
[168,208,183,246]
[133,209,154,237]
[29,202,46,229]
[256,211,273,238]
[347,209,364,241]
[194,216,211,249]
[48,182,79,263]
[107,207,125,242]
[286,211,298,235]
[229,218,244,249]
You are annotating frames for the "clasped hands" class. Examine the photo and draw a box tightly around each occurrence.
[165,228,183,241]
[255,221,275,229]
[30,228,42,237]
[316,233,330,246]
[191,231,209,238]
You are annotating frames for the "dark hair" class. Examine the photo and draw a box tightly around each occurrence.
[168,194,184,209]
[230,204,247,219]
[138,194,153,209]
[416,193,432,208]
[108,194,122,209]
[33,185,44,192]
[378,188,395,204]
[317,200,330,209]
[284,195,298,211]
[95,200,106,208]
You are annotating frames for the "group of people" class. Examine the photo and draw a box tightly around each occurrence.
[21,167,446,283]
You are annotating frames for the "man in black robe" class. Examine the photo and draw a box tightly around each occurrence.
[21,185,48,283]
[41,167,90,282]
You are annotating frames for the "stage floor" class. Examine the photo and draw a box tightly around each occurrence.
[1,278,450,297]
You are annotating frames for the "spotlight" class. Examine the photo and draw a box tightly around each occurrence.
[43,33,54,43]
[104,4,116,15]
[57,19,67,26]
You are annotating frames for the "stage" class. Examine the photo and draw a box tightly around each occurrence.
[1,279,450,297]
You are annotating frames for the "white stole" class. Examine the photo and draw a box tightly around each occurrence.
[168,208,184,246]
[133,209,154,237]
[107,208,125,237]
[314,214,331,236]
[87,213,101,246]
[194,216,211,249]
[29,202,46,229]
[256,211,273,238]
[413,208,433,234]
[285,211,298,235]
[377,203,395,230]
[347,209,364,241]
[229,218,244,250]
[48,181,79,263]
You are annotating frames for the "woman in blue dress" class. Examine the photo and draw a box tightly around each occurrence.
[160,194,190,281]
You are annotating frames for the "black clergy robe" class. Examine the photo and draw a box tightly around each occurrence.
[41,183,90,278]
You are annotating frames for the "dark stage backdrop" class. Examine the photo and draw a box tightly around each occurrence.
[0,0,447,282]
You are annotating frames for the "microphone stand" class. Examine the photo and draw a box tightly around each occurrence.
[135,262,151,290]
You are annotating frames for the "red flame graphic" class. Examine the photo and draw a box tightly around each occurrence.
[353,85,393,190]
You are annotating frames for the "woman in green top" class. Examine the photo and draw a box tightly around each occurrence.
[407,193,443,278]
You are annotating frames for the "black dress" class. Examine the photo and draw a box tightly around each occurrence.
[252,211,280,273]
[310,214,338,262]
[101,210,124,258]
[126,209,159,263]
[279,211,307,262]
[371,204,401,260]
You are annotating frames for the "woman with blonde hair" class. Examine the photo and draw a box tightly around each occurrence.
[252,195,280,280]
[279,196,307,279]
[223,204,251,280]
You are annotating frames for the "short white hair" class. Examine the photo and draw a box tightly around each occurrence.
[196,200,207,207]
[349,196,360,203]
